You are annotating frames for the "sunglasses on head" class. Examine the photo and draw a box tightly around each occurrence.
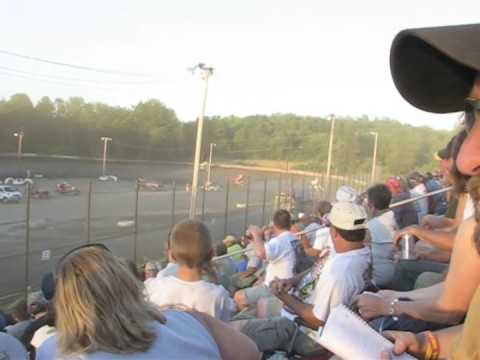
[464,97,480,133]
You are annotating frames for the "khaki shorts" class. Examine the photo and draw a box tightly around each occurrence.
[243,284,273,305]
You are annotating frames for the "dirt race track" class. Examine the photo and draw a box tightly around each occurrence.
[0,159,316,303]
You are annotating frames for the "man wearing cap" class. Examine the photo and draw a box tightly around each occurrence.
[350,23,480,359]
[231,202,372,356]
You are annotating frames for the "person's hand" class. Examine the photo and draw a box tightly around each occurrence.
[269,278,293,297]
[392,226,418,247]
[380,331,425,359]
[377,290,398,303]
[353,292,391,320]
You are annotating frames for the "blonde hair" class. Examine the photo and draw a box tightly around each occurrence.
[54,247,165,357]
[169,220,213,268]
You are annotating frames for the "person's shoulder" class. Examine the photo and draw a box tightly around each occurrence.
[36,333,58,358]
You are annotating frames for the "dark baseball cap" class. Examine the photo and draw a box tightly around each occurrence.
[390,23,480,113]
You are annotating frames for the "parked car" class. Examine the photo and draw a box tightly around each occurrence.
[0,186,23,203]
[137,178,163,191]
[4,177,34,186]
[55,182,80,196]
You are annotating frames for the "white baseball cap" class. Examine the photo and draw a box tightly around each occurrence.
[328,201,368,231]
[335,186,358,203]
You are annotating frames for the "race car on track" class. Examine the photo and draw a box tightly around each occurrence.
[4,177,34,186]
[31,188,50,199]
[55,182,80,196]
[137,178,164,191]
[233,174,246,186]
[0,185,23,203]
[201,181,222,192]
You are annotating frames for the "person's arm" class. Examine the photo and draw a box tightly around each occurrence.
[193,312,260,360]
[240,266,258,278]
[381,325,463,360]
[275,292,323,330]
[378,282,444,302]
[359,218,480,324]
[393,225,456,251]
[247,226,267,260]
[416,248,451,263]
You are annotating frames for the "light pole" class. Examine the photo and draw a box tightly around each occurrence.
[369,131,379,183]
[325,114,335,189]
[189,63,214,219]
[206,143,216,186]
[100,137,112,177]
[13,130,24,160]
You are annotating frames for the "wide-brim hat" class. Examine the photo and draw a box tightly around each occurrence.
[390,23,480,113]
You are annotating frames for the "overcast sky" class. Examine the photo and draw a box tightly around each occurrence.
[1,0,477,130]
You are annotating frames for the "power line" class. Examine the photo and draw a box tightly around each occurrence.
[0,65,164,86]
[0,49,154,78]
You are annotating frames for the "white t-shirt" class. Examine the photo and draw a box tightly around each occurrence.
[313,227,335,256]
[36,310,221,360]
[264,231,296,286]
[464,194,475,220]
[311,247,371,325]
[410,184,429,221]
[145,276,236,321]
[31,325,56,348]
[368,211,397,287]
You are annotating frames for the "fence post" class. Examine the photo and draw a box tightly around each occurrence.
[86,180,92,244]
[301,177,306,211]
[133,180,140,265]
[24,183,31,304]
[243,176,251,234]
[223,179,230,237]
[201,186,206,221]
[261,177,268,226]
[277,175,282,210]
[170,181,176,229]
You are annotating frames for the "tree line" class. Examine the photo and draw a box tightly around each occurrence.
[0,93,453,177]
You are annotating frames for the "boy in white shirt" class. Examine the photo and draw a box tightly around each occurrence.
[234,209,298,310]
[145,220,236,321]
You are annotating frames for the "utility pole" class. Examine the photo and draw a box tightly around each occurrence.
[369,131,379,183]
[13,130,24,160]
[189,64,214,219]
[325,114,335,190]
[206,143,216,186]
[100,137,112,177]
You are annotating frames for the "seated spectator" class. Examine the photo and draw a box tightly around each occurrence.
[231,202,372,357]
[233,209,300,311]
[144,261,159,280]
[36,244,258,359]
[366,183,397,287]
[386,176,418,228]
[299,201,333,257]
[214,243,237,292]
[223,235,244,263]
[230,235,263,292]
[146,220,236,321]
[4,299,33,340]
[407,172,430,222]
[336,185,358,203]
[0,332,28,359]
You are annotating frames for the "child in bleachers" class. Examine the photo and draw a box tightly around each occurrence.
[145,219,236,321]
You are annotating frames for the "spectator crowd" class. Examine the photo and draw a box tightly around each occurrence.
[1,23,480,360]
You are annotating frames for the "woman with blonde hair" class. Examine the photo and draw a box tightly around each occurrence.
[36,244,259,360]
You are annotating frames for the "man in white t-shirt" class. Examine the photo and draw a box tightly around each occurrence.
[234,209,298,310]
[299,201,333,258]
[366,183,398,287]
[231,202,372,357]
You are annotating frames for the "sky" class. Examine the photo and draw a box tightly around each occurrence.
[1,0,478,130]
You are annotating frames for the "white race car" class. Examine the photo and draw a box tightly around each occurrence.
[98,175,118,182]
[4,177,34,186]
[0,185,23,203]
